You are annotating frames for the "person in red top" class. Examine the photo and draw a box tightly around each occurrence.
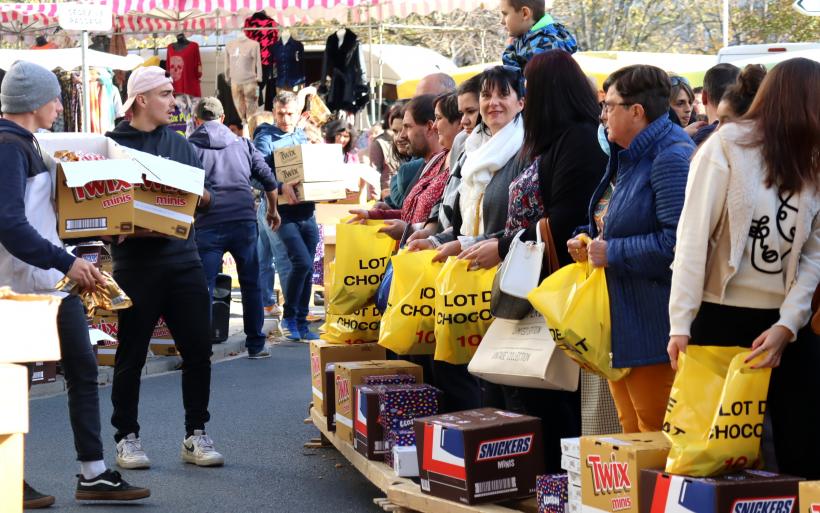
[349,94,450,240]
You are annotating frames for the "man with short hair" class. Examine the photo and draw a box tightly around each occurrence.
[0,60,149,507]
[253,91,318,341]
[106,66,224,470]
[692,63,740,145]
[188,97,281,359]
[414,73,456,96]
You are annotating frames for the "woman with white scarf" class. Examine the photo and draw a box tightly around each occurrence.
[410,66,528,412]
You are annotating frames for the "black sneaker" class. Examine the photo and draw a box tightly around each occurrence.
[75,469,150,501]
[24,481,55,509]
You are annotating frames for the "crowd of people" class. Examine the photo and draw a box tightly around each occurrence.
[0,0,818,508]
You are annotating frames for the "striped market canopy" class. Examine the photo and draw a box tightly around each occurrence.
[0,0,498,33]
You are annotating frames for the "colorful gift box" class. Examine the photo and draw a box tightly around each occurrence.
[378,384,440,432]
[384,429,416,468]
[363,374,417,386]
[537,474,568,513]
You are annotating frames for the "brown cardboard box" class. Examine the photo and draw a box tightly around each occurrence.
[36,133,146,238]
[581,433,670,513]
[640,468,802,513]
[0,364,28,435]
[309,340,386,417]
[334,360,424,444]
[279,181,349,205]
[272,143,343,183]
[130,150,204,239]
[414,408,544,505]
[30,361,57,385]
[800,481,820,513]
[0,289,61,363]
[0,433,24,513]
[88,310,119,366]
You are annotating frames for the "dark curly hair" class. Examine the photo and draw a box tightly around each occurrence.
[324,119,358,155]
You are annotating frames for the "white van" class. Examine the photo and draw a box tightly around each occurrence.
[717,42,820,64]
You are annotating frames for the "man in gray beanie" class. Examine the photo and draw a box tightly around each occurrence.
[0,60,150,508]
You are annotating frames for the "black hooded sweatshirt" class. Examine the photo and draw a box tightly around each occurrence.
[105,121,211,271]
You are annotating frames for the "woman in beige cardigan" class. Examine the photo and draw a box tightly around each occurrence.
[667,58,820,478]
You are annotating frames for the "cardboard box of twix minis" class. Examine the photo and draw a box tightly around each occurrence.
[581,433,670,513]
[334,360,423,444]
[414,408,544,505]
[799,481,820,513]
[309,340,386,417]
[640,468,802,513]
[36,133,205,240]
[36,133,145,238]
[273,144,347,204]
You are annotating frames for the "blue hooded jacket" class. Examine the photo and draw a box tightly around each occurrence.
[501,14,578,71]
[188,120,278,229]
[253,122,313,221]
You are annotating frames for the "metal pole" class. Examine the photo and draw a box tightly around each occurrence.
[377,21,383,121]
[722,0,729,48]
[81,30,91,133]
[367,3,376,126]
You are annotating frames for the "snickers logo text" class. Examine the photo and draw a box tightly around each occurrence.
[476,434,533,462]
[731,498,795,513]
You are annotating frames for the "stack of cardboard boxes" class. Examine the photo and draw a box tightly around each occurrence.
[561,437,582,513]
[272,144,348,204]
[0,290,62,513]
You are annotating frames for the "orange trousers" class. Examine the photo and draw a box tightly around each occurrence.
[608,363,675,433]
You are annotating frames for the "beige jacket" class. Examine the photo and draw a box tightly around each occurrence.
[669,121,820,338]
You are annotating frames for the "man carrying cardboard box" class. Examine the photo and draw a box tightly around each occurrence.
[105,66,225,470]
[0,60,149,507]
[189,97,293,359]
[253,91,320,342]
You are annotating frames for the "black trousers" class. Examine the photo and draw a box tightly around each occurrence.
[52,295,104,461]
[432,361,482,413]
[111,262,212,440]
[691,302,820,478]
[259,64,276,111]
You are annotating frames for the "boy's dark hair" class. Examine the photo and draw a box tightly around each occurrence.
[506,0,544,22]
[405,94,437,125]
[603,65,671,122]
[433,92,460,123]
[703,63,740,106]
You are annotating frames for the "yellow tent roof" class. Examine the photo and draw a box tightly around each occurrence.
[396,51,717,99]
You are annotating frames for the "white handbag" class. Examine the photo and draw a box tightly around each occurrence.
[498,228,544,299]
[467,311,580,391]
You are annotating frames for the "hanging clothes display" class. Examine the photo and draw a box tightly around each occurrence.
[57,70,83,132]
[226,35,263,124]
[320,29,369,113]
[272,34,306,90]
[166,35,202,98]
[243,11,278,111]
[217,73,243,129]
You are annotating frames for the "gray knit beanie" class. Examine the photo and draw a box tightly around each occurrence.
[1,60,61,114]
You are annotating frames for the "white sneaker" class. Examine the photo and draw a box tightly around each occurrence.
[116,433,151,469]
[181,430,225,467]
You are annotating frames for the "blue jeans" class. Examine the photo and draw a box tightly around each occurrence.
[277,216,319,327]
[196,221,266,353]
[257,198,292,304]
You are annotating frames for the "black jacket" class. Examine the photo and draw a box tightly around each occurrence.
[320,30,368,112]
[498,122,607,268]
[105,121,210,271]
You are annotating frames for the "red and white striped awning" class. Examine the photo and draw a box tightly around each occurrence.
[0,0,498,33]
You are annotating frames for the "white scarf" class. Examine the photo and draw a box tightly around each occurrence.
[458,116,524,237]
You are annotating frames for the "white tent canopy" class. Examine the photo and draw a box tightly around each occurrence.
[359,44,457,85]
[0,48,144,71]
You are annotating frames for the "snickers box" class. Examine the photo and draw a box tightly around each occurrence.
[799,481,820,512]
[334,360,423,444]
[364,374,417,386]
[72,242,112,274]
[640,468,802,513]
[537,474,568,513]
[309,341,386,417]
[581,433,670,513]
[378,384,440,432]
[414,408,544,505]
[29,361,57,385]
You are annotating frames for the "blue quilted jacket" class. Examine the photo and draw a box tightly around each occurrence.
[501,16,578,71]
[582,116,694,368]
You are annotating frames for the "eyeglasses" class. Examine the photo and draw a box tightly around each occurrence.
[601,101,634,113]
[669,75,691,88]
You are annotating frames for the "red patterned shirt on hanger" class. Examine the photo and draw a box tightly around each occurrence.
[166,42,202,97]
[243,14,278,67]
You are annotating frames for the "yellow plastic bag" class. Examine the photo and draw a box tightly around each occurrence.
[327,221,395,315]
[527,262,628,381]
[663,346,772,477]
[320,304,382,344]
[433,257,496,365]
[378,250,443,355]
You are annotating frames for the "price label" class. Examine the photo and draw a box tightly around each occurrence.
[57,3,113,31]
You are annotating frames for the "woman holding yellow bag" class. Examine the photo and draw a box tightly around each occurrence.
[567,65,695,434]
[668,58,820,478]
